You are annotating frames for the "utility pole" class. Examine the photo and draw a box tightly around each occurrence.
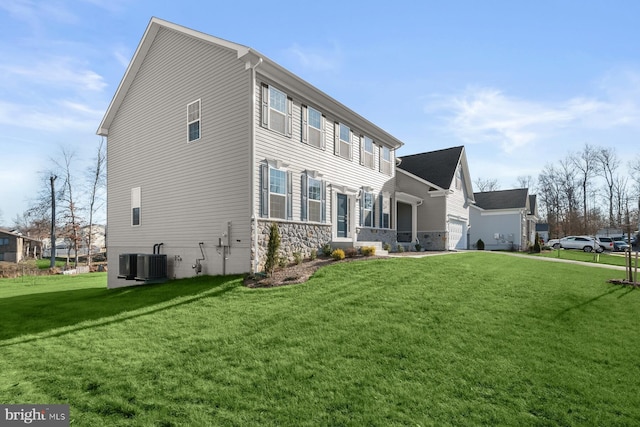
[50,175,57,269]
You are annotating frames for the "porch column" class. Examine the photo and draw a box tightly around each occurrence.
[411,203,418,243]
[395,191,423,244]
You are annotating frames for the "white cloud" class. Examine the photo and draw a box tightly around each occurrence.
[0,99,101,132]
[284,42,342,73]
[0,58,106,92]
[428,76,640,154]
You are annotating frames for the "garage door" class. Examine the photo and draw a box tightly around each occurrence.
[448,220,466,250]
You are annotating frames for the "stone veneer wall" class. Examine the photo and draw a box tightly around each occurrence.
[356,228,397,247]
[417,231,448,251]
[254,221,332,271]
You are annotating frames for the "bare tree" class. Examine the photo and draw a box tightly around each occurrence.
[597,147,619,226]
[85,137,106,267]
[54,147,84,268]
[474,177,500,192]
[538,164,563,237]
[515,175,536,192]
[613,175,629,227]
[571,144,598,231]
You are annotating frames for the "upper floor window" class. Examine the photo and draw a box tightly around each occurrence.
[187,99,201,142]
[131,187,141,226]
[361,136,374,169]
[261,84,292,136]
[380,146,392,175]
[259,162,292,220]
[335,122,352,160]
[301,105,325,149]
[0,238,9,246]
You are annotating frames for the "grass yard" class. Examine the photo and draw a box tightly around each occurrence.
[533,249,636,267]
[1,253,639,426]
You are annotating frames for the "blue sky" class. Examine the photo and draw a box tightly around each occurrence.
[1,0,639,225]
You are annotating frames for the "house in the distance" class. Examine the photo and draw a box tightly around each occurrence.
[469,188,538,251]
[0,228,43,262]
[395,146,475,250]
[97,18,422,288]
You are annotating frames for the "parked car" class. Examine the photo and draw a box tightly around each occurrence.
[597,237,615,251]
[613,239,630,251]
[547,238,560,249]
[557,236,603,253]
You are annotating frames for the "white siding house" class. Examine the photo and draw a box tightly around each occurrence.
[98,18,415,288]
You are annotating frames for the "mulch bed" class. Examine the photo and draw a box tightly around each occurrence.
[244,255,383,288]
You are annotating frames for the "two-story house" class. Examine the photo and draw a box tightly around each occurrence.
[98,18,420,288]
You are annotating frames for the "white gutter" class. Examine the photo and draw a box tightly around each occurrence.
[247,56,263,274]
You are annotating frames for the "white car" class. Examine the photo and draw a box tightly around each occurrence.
[557,236,603,253]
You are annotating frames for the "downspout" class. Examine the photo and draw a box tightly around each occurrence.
[249,57,263,274]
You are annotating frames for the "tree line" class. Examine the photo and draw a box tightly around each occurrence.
[12,138,106,267]
[475,144,640,238]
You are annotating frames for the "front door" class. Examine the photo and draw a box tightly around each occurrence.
[337,193,348,238]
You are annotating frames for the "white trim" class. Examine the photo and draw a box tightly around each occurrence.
[187,98,201,143]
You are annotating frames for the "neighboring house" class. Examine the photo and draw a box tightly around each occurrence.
[0,228,43,262]
[97,18,422,288]
[469,188,538,251]
[535,223,550,243]
[395,146,475,250]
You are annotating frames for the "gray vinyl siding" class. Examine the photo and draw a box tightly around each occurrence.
[469,208,523,250]
[253,77,395,229]
[106,27,252,287]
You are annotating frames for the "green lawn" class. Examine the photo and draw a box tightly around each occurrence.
[1,253,639,426]
[532,248,634,267]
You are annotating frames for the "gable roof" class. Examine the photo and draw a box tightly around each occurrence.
[398,146,465,190]
[97,17,403,149]
[473,188,529,210]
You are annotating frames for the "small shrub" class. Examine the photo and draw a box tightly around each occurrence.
[310,249,317,261]
[383,243,391,252]
[322,244,332,257]
[533,232,541,253]
[361,246,376,256]
[331,248,345,261]
[264,223,281,276]
[476,239,485,251]
[415,243,422,252]
[344,247,358,258]
[278,255,288,268]
[293,252,303,265]
[396,244,405,253]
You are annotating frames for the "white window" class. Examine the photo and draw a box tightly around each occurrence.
[362,136,374,169]
[131,187,141,226]
[187,99,200,142]
[269,168,287,219]
[261,84,292,136]
[302,105,324,149]
[308,177,322,222]
[456,167,462,190]
[380,146,391,175]
[380,195,390,229]
[362,192,374,227]
[335,122,352,160]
